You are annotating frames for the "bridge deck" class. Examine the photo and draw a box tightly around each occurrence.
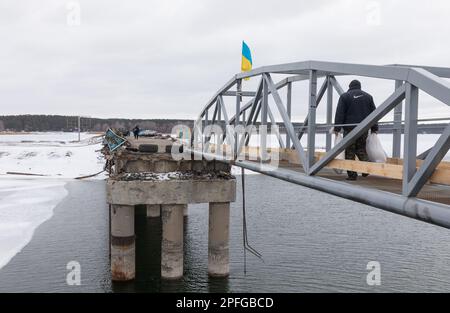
[125,138,450,205]
[274,161,450,205]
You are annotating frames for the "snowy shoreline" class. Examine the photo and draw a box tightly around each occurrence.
[0,132,106,178]
[0,132,105,270]
[0,178,68,269]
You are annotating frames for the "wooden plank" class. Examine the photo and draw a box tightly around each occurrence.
[205,145,450,185]
[323,158,450,185]
[325,159,403,179]
[387,157,450,170]
[281,149,450,185]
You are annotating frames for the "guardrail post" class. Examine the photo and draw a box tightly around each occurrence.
[402,83,419,195]
[235,79,242,159]
[261,75,268,160]
[326,76,333,151]
[393,80,403,158]
[286,82,292,149]
[307,70,317,172]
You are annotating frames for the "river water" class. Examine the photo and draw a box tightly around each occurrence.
[1,175,450,293]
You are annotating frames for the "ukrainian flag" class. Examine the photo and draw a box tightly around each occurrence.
[241,41,252,80]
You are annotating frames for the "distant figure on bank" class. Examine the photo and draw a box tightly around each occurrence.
[334,79,378,181]
[132,125,140,140]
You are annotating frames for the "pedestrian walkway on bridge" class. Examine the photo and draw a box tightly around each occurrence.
[188,60,450,229]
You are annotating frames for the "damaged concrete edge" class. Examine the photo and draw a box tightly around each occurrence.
[107,179,236,205]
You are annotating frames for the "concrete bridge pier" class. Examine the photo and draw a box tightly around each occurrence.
[110,204,135,281]
[161,204,186,279]
[106,139,236,281]
[146,204,161,218]
[208,202,230,277]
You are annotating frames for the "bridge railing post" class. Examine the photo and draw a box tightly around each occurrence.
[402,83,419,195]
[307,70,318,172]
[393,80,404,158]
[286,82,292,149]
[261,75,268,160]
[235,79,242,159]
[326,76,333,151]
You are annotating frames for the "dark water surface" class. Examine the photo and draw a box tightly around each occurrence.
[1,175,450,292]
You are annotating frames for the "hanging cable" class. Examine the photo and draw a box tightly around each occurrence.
[241,167,263,275]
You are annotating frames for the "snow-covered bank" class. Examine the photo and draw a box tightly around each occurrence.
[0,132,106,270]
[0,132,105,178]
[0,178,68,269]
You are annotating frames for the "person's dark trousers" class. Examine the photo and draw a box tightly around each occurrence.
[343,128,369,178]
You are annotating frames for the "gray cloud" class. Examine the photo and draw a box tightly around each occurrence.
[0,0,449,121]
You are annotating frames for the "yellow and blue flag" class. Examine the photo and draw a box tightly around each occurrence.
[241,41,252,80]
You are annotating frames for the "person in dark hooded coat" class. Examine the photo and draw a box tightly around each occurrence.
[132,125,140,140]
[334,80,378,180]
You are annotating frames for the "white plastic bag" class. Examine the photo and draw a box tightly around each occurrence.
[334,133,345,160]
[333,133,345,174]
[366,132,387,163]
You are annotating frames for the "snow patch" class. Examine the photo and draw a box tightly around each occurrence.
[0,179,68,269]
[0,132,106,178]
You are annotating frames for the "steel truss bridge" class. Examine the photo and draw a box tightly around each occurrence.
[187,61,450,229]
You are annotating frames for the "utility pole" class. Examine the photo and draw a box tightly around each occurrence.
[78,116,81,142]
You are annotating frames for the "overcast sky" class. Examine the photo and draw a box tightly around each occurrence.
[1,0,449,121]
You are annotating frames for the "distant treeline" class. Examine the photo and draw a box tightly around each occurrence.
[0,115,194,133]
[0,115,445,134]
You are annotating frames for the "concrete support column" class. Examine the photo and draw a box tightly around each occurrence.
[161,204,185,279]
[146,204,161,218]
[208,202,230,277]
[110,204,135,281]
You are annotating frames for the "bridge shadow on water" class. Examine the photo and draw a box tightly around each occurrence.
[112,205,230,293]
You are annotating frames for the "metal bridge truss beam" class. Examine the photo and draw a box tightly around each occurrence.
[296,75,328,142]
[193,60,450,199]
[402,83,419,194]
[203,100,219,147]
[264,73,308,170]
[406,123,450,197]
[236,78,264,156]
[307,70,318,168]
